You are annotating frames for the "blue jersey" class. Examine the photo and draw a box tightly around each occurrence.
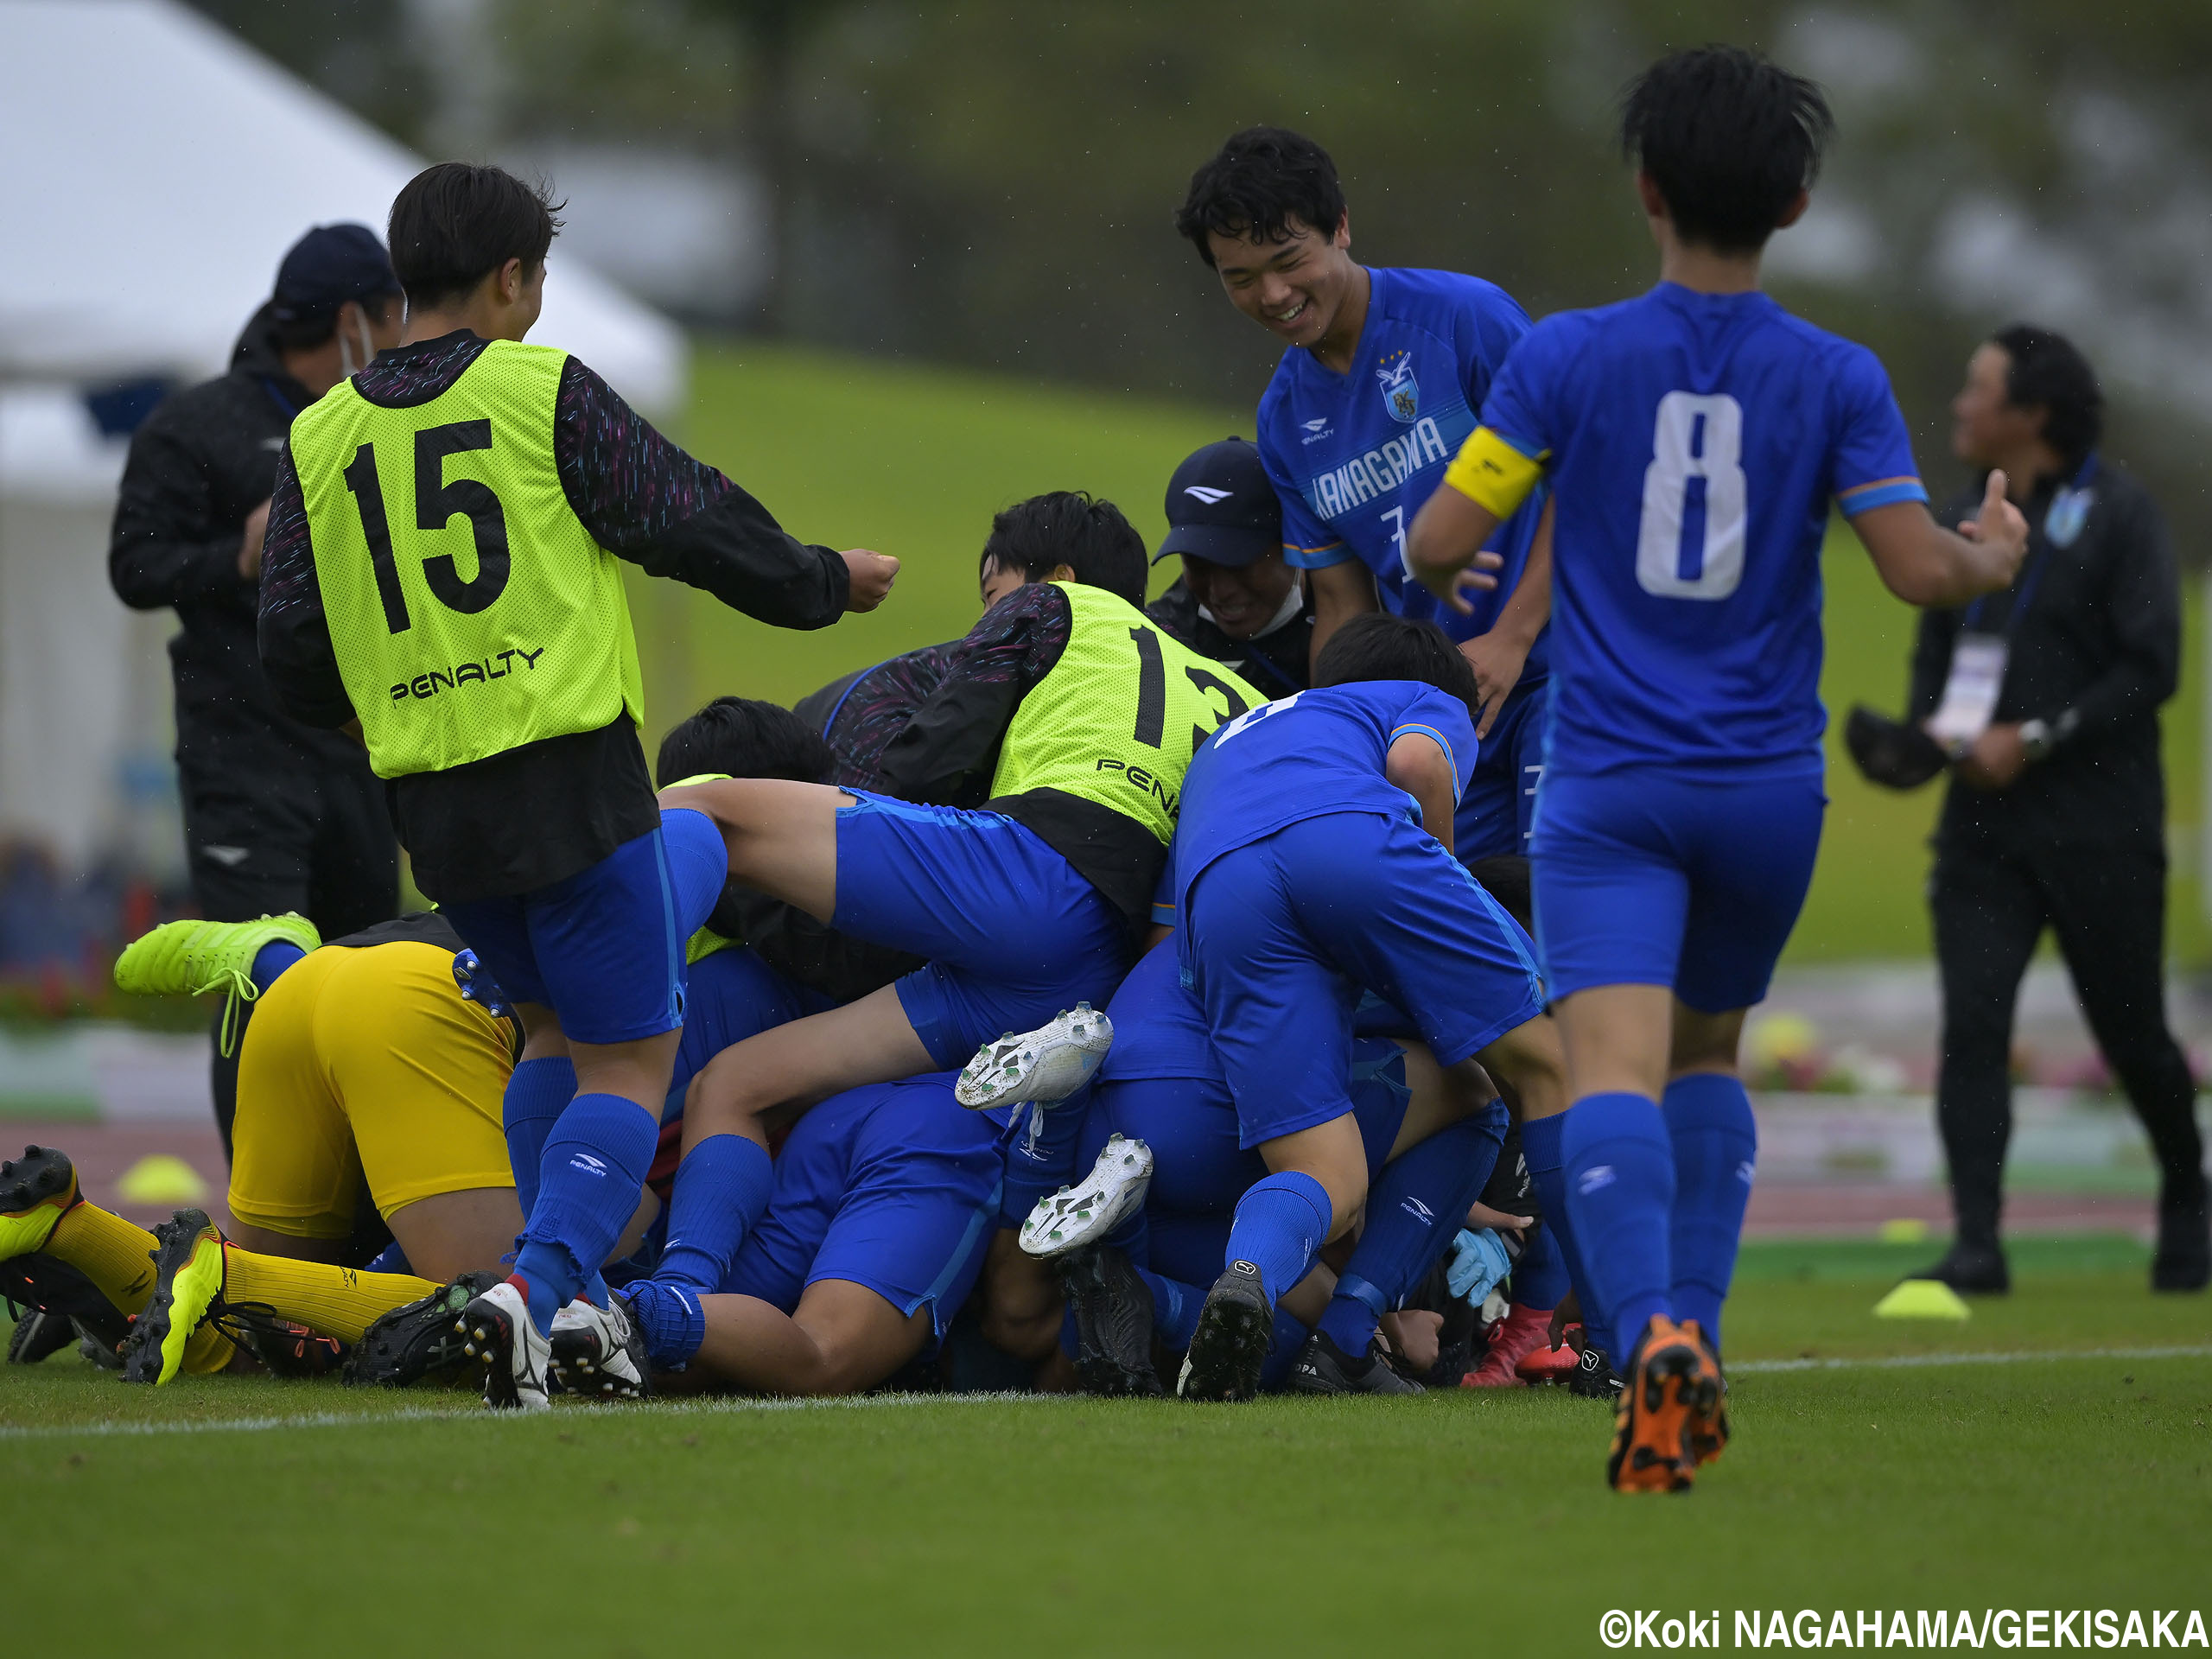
[1478,283,1925,779]
[1172,681,1477,916]
[1257,267,1548,667]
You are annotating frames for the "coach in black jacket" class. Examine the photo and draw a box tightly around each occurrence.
[108,225,406,1156]
[1908,325,2207,1294]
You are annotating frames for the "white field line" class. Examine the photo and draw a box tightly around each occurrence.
[3,1345,2209,1442]
[0,1388,1055,1442]
[1728,1343,2212,1374]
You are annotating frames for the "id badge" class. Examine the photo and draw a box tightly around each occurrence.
[1926,632,2009,747]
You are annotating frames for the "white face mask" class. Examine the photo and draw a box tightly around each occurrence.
[337,307,376,378]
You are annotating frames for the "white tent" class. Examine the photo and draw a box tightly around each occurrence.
[0,0,687,870]
[0,0,685,409]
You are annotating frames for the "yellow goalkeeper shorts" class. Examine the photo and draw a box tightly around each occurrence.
[227,940,515,1240]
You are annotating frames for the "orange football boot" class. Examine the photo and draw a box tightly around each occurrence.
[1605,1315,1721,1493]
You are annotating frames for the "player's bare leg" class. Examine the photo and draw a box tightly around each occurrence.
[688,1278,932,1396]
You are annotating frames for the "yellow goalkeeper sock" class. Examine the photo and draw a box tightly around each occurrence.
[219,1246,439,1344]
[44,1200,235,1371]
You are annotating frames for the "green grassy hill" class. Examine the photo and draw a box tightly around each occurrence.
[647,340,2208,966]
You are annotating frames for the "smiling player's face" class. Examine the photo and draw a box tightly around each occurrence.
[1206,215,1356,352]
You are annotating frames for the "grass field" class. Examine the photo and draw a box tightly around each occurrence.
[6,1236,2208,1651]
[645,340,2211,968]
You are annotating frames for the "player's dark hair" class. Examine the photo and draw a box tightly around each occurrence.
[656,696,835,789]
[387,162,563,311]
[1989,324,2103,471]
[1174,127,1348,269]
[270,290,403,354]
[1312,613,1482,715]
[979,492,1148,609]
[1462,855,1534,935]
[1620,46,1834,252]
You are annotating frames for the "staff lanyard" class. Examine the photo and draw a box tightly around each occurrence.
[1958,450,2098,636]
[258,377,306,422]
[1929,452,2097,749]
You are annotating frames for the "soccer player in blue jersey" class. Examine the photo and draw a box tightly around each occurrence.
[1175,127,1554,858]
[1166,613,1567,1401]
[1406,46,2029,1491]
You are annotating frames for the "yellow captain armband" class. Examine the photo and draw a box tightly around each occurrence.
[1441,427,1548,520]
[663,772,735,791]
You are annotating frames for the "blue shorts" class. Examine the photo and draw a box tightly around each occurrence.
[1453,678,1548,860]
[1183,810,1545,1148]
[1084,1046,1412,1287]
[664,946,834,1122]
[832,791,1133,1069]
[1531,769,1825,1013]
[442,823,694,1046]
[720,1074,1003,1344]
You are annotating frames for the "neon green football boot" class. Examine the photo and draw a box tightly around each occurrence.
[120,1210,227,1386]
[0,1145,79,1262]
[112,913,321,1054]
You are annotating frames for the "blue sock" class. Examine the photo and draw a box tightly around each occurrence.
[1319,1103,1507,1354]
[501,1057,577,1218]
[1258,1305,1313,1390]
[659,806,730,936]
[623,1277,708,1369]
[1139,1268,1202,1352]
[655,1134,775,1290]
[513,1092,660,1335]
[1513,1221,1571,1311]
[1523,1111,1612,1357]
[364,1239,412,1276]
[1560,1092,1675,1352]
[1663,1073,1758,1353]
[1223,1171,1332,1305]
[250,941,306,994]
[1000,1100,1090,1228]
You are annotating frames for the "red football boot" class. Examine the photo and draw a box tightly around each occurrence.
[1459,1301,1551,1388]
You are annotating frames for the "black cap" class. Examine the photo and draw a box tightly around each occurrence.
[1156,437,1282,568]
[272,223,402,321]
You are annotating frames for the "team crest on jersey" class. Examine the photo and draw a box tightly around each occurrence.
[1376,351,1420,423]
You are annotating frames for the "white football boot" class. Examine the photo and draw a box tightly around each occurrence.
[454,1278,551,1412]
[547,1293,653,1400]
[1019,1133,1154,1259]
[955,1004,1114,1110]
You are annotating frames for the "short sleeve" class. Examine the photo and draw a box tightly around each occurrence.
[1389,688,1481,804]
[1452,280,1535,410]
[1475,322,1560,462]
[1255,415,1351,569]
[1828,346,1927,518]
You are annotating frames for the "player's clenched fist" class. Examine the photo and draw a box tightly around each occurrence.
[841,549,900,612]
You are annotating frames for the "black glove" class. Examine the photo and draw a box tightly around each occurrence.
[1843,703,1948,790]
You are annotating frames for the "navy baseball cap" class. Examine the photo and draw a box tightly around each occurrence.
[1155,437,1282,568]
[272,223,402,321]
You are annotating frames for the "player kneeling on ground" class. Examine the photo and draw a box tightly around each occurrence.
[1164,613,1567,1401]
[1007,939,1511,1397]
[611,1071,1013,1397]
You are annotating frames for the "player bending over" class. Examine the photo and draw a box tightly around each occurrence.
[638,496,1259,1325]
[1175,126,1555,858]
[1165,613,1567,1402]
[257,162,895,1410]
[1405,46,2027,1491]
